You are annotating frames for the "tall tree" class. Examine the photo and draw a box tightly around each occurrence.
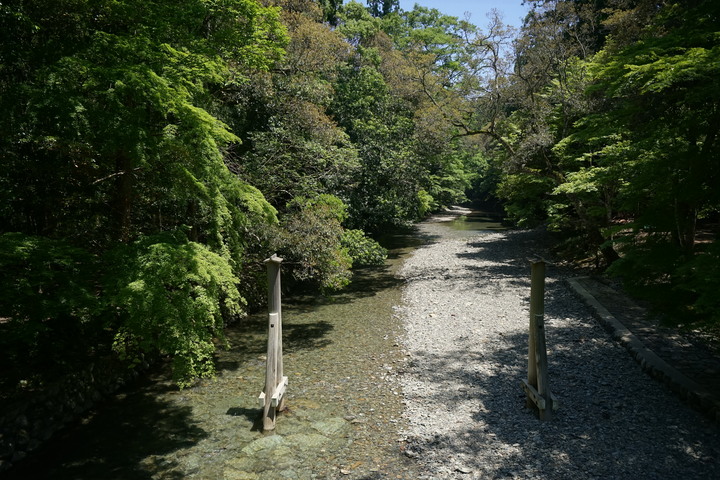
[587,0,720,259]
[0,0,286,248]
[0,0,288,386]
[367,0,398,18]
[231,0,358,210]
[496,0,720,324]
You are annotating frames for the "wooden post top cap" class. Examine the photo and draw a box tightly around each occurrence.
[264,254,284,264]
[527,256,551,265]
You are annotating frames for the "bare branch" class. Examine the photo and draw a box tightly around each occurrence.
[92,167,143,185]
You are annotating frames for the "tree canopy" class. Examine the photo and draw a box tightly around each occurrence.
[495,0,720,321]
[1,0,718,388]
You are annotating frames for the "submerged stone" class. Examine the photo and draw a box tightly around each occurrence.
[240,434,284,456]
[284,433,329,452]
[310,417,347,436]
[223,468,259,480]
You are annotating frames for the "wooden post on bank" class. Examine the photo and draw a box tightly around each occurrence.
[259,254,288,431]
[526,259,544,409]
[521,258,557,420]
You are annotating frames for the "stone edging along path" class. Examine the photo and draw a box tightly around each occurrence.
[567,277,720,424]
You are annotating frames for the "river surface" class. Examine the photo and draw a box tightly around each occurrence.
[4,208,503,480]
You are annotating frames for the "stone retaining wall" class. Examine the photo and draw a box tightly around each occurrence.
[0,358,147,473]
[567,277,720,424]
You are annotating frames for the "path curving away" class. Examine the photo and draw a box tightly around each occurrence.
[396,226,720,479]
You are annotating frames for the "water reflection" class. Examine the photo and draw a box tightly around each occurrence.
[447,211,506,233]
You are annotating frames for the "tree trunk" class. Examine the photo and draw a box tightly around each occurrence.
[115,153,133,243]
[673,199,696,255]
[589,226,620,267]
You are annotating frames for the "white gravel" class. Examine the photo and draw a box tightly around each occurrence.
[395,225,720,479]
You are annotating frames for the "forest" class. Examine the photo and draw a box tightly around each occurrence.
[0,0,718,389]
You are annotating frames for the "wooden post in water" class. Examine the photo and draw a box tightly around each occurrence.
[259,254,288,431]
[521,258,557,420]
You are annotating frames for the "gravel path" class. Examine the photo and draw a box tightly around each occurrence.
[395,225,720,479]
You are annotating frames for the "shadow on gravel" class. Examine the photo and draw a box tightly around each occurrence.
[406,273,720,478]
[409,335,719,477]
[402,229,719,477]
[464,229,550,258]
[377,225,441,255]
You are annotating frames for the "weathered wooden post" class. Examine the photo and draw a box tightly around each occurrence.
[526,259,544,408]
[521,258,557,420]
[259,254,288,431]
[533,312,553,420]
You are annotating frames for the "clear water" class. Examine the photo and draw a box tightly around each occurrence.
[5,211,503,479]
[447,212,505,232]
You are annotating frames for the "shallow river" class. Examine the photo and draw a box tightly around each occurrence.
[5,209,502,479]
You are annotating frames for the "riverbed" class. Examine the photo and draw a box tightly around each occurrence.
[4,207,501,479]
[7,208,719,479]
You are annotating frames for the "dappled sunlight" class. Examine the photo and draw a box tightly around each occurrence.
[399,226,719,478]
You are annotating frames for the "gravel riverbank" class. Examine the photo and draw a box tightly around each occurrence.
[3,213,718,479]
[395,223,720,479]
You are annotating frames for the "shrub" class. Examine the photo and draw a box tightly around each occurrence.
[104,232,243,388]
[277,194,352,290]
[341,229,387,267]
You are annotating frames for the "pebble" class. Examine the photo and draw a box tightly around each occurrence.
[396,227,720,479]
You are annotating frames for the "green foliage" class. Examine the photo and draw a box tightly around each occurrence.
[105,232,244,388]
[496,172,554,227]
[675,241,720,324]
[463,151,493,200]
[425,151,473,208]
[0,0,288,387]
[341,229,388,267]
[230,3,360,210]
[606,231,684,285]
[8,0,717,397]
[599,1,720,315]
[585,1,720,252]
[416,189,435,218]
[367,0,399,18]
[0,0,286,244]
[338,1,383,45]
[0,233,97,323]
[277,195,353,290]
[496,0,720,283]
[0,233,102,391]
[333,2,490,230]
[331,55,426,230]
[237,91,360,208]
[393,4,474,73]
[318,0,344,25]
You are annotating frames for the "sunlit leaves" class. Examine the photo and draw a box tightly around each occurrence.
[277,195,353,290]
[105,233,244,388]
[0,0,288,386]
